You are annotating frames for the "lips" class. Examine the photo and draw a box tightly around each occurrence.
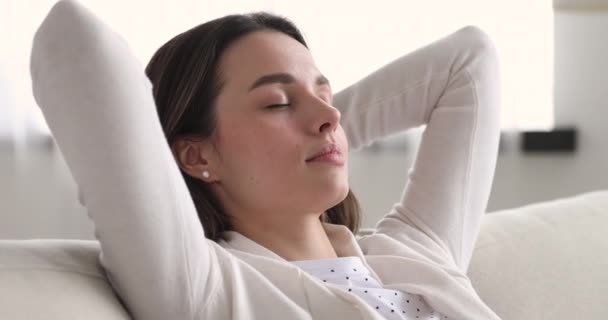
[306,143,342,162]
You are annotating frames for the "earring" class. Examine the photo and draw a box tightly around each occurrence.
[201,171,210,179]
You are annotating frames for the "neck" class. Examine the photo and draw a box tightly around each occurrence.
[231,213,338,262]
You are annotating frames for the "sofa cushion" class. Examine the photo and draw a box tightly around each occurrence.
[468,189,608,320]
[0,239,130,319]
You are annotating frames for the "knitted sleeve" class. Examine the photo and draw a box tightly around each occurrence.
[334,25,501,272]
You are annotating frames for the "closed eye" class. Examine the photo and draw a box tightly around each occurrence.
[266,103,291,109]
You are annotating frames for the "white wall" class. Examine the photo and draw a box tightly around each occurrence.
[481,10,608,210]
[0,137,95,240]
[1,9,607,239]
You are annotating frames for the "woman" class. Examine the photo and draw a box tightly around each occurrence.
[32,1,502,319]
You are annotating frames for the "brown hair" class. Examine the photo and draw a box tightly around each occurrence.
[145,12,361,241]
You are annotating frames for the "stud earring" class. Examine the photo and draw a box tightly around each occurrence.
[201,171,210,179]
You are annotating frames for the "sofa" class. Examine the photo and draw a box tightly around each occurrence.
[1,189,607,320]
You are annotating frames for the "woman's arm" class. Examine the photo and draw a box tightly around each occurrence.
[30,1,217,319]
[333,26,501,272]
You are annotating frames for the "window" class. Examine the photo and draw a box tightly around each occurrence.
[2,0,554,142]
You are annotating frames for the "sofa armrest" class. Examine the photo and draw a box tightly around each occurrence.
[468,190,608,320]
[0,239,131,320]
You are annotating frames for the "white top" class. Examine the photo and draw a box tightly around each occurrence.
[292,257,446,319]
[31,1,502,319]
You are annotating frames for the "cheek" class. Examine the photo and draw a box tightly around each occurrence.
[252,132,302,167]
[338,125,349,150]
[220,124,300,173]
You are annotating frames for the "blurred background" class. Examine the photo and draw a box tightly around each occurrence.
[1,0,606,239]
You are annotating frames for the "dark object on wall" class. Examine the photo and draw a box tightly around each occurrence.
[520,126,577,153]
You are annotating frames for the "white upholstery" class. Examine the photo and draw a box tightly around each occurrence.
[0,240,130,319]
[468,189,608,319]
[1,190,607,319]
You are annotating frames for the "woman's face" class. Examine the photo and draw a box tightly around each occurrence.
[208,30,349,222]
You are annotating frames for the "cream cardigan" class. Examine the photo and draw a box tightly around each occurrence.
[31,1,502,319]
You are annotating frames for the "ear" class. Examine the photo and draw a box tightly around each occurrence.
[171,136,218,182]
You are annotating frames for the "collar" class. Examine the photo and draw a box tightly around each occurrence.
[217,222,367,263]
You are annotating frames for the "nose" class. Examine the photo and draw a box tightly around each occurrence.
[309,96,341,135]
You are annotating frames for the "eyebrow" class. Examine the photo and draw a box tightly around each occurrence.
[248,72,331,92]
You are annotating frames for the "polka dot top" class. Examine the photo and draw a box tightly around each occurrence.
[291,256,447,319]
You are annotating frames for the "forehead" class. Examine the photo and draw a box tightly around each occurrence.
[218,30,319,89]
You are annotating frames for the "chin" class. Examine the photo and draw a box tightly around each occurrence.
[326,183,350,208]
[306,173,349,208]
